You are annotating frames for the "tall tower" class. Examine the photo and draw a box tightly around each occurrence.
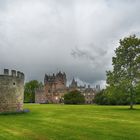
[44,71,67,103]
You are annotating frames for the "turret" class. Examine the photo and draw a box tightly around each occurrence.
[0,69,25,113]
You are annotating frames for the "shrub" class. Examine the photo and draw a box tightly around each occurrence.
[64,90,85,104]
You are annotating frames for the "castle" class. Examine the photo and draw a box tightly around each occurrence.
[0,69,99,109]
[0,69,24,113]
[35,71,100,104]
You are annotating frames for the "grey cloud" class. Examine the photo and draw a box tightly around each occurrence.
[71,47,95,61]
[0,0,140,88]
[71,44,107,61]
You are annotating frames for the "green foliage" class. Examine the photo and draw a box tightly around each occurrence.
[24,80,43,103]
[93,90,107,105]
[106,35,140,108]
[99,35,140,107]
[94,88,130,105]
[64,90,85,104]
[135,82,140,104]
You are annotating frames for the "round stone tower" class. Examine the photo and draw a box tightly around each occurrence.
[0,69,25,113]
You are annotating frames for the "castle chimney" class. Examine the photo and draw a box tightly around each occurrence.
[4,69,9,75]
[11,70,16,77]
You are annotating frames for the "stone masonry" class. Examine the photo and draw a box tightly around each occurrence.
[0,69,24,113]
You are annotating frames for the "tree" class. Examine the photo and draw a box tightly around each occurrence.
[24,80,43,103]
[106,35,140,109]
[93,89,108,105]
[134,82,140,104]
[64,90,85,104]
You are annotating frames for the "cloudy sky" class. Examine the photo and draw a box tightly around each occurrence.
[0,0,140,88]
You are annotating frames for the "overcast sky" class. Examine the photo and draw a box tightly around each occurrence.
[0,0,140,88]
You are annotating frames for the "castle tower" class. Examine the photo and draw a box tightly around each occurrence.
[0,69,25,113]
[44,71,67,103]
[55,71,67,90]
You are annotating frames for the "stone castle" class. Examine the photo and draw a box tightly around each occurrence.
[35,72,67,104]
[35,71,100,104]
[0,69,24,113]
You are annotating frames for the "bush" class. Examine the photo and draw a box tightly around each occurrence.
[64,90,85,104]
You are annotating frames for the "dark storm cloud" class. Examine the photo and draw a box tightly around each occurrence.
[0,0,140,88]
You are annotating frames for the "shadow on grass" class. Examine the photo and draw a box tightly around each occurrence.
[95,104,140,111]
[113,107,140,112]
[0,109,30,116]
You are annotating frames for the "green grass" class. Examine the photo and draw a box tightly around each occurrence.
[0,104,140,140]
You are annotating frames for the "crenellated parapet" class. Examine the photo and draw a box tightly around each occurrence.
[44,71,66,85]
[2,69,24,80]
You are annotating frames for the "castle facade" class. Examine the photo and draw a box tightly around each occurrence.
[35,72,99,104]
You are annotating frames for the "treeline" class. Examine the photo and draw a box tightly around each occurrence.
[94,86,140,105]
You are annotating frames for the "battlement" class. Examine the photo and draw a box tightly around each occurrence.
[44,71,66,84]
[0,69,24,79]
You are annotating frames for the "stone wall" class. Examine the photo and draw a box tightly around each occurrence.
[0,69,24,113]
[35,88,47,103]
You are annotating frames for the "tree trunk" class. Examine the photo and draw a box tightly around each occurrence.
[130,100,133,109]
[130,87,134,109]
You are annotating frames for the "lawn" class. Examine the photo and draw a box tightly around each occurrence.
[0,104,140,140]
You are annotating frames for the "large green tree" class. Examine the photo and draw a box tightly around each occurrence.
[106,35,140,109]
[24,80,43,103]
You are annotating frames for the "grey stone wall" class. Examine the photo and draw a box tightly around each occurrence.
[35,88,47,103]
[0,69,24,113]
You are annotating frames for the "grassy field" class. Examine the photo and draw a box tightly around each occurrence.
[0,104,140,140]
